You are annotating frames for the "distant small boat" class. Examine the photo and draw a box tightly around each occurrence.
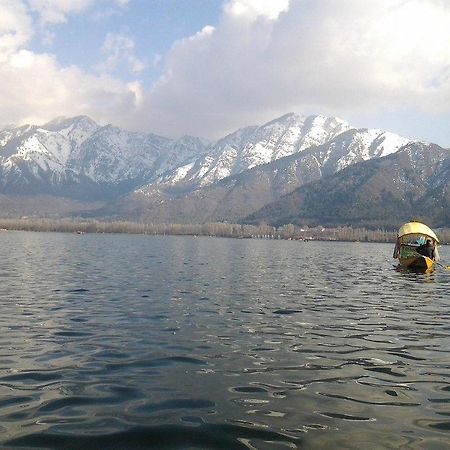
[393,220,440,271]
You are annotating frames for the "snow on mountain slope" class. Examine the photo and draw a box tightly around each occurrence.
[74,126,170,183]
[0,116,99,181]
[313,128,411,175]
[75,127,206,185]
[0,116,207,196]
[138,113,411,199]
[148,113,352,192]
[0,112,414,204]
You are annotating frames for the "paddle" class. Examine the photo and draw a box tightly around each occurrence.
[436,261,450,270]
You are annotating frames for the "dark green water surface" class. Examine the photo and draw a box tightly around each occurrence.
[0,232,449,449]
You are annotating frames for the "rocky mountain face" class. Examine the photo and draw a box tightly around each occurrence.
[245,143,450,228]
[113,114,412,223]
[135,113,408,193]
[0,116,206,199]
[0,113,447,227]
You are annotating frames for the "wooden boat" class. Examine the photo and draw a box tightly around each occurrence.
[393,221,439,270]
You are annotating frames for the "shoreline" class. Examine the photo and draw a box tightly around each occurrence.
[1,218,449,244]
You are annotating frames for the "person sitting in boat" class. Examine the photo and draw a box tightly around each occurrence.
[416,239,435,259]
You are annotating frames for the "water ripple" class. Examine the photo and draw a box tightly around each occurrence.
[5,423,300,449]
[0,233,449,448]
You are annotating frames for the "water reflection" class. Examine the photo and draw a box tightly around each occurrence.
[0,233,449,449]
[394,264,440,285]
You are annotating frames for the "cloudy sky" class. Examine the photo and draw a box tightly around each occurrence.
[1,0,449,146]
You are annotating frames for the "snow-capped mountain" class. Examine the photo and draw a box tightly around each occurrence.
[246,142,450,228]
[119,119,414,224]
[0,116,206,198]
[300,127,411,177]
[1,112,407,202]
[1,111,442,226]
[135,113,411,199]
[148,113,353,191]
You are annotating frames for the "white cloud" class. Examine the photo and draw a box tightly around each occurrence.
[27,0,96,24]
[0,0,140,127]
[0,0,33,58]
[1,0,450,145]
[26,0,130,24]
[132,0,450,139]
[41,29,55,45]
[224,0,289,21]
[0,48,141,126]
[99,32,146,75]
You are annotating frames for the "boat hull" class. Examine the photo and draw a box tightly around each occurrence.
[398,255,434,271]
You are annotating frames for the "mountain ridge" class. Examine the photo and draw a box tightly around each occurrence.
[0,113,447,228]
[244,142,450,228]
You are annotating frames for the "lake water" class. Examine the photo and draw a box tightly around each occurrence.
[0,232,449,449]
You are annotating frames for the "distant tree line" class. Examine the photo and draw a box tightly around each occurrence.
[0,218,449,244]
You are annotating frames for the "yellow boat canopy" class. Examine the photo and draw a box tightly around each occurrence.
[398,221,439,243]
